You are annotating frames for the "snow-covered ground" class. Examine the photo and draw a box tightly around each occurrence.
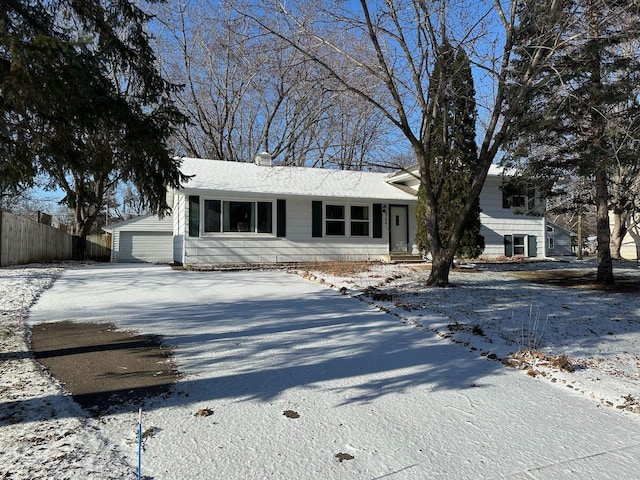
[1,261,639,479]
[308,259,640,414]
[0,266,134,479]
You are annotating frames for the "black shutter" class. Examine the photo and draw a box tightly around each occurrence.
[277,199,286,237]
[373,204,383,238]
[188,196,200,237]
[504,235,513,257]
[528,235,537,257]
[312,201,323,237]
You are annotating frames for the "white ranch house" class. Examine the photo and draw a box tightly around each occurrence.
[170,156,417,265]
[106,156,571,264]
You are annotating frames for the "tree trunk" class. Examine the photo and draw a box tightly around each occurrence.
[609,211,627,260]
[75,218,90,261]
[427,248,455,286]
[576,213,583,259]
[595,166,614,284]
[74,203,101,261]
[587,1,613,285]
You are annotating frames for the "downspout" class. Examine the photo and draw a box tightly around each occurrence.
[0,211,3,267]
[543,218,548,258]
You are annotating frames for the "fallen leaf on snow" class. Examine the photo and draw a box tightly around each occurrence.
[335,452,355,462]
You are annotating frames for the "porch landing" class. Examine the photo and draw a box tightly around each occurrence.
[389,253,425,264]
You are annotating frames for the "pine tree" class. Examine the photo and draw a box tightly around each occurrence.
[506,0,640,284]
[1,0,186,251]
[416,43,483,260]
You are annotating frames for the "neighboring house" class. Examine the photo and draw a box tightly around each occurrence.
[586,235,598,255]
[545,220,574,257]
[103,214,173,263]
[386,164,552,259]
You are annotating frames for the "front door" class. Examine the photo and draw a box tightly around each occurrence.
[389,205,409,252]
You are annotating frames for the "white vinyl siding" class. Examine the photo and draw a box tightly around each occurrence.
[618,214,640,260]
[179,194,418,264]
[173,194,186,263]
[479,175,546,258]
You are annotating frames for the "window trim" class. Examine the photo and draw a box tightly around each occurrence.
[201,197,275,236]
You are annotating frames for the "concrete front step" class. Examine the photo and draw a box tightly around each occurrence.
[389,253,425,264]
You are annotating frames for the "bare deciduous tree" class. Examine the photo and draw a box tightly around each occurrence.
[151,0,389,168]
[241,0,572,285]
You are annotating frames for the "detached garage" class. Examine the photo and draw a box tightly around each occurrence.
[103,214,173,263]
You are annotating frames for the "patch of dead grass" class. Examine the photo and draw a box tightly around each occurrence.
[512,269,640,293]
[305,261,377,276]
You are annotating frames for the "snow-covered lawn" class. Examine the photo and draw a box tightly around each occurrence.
[309,259,640,414]
[1,261,640,479]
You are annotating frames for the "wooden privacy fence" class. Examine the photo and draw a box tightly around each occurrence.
[0,211,113,266]
[0,211,73,267]
[85,234,112,262]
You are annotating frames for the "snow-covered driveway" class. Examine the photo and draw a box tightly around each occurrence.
[23,264,640,479]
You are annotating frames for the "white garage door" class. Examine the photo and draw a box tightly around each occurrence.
[118,231,173,263]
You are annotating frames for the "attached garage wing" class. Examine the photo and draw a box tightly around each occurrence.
[104,214,173,263]
[118,231,173,263]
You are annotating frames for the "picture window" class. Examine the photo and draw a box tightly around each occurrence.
[203,199,272,234]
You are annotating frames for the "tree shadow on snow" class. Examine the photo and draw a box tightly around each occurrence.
[15,273,506,420]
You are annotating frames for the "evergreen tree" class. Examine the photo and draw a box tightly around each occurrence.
[1,0,186,251]
[506,0,640,284]
[416,43,483,260]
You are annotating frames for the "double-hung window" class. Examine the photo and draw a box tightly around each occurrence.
[502,186,538,213]
[325,205,346,236]
[324,204,370,237]
[510,195,526,209]
[203,200,272,234]
[350,206,369,236]
[513,234,526,256]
